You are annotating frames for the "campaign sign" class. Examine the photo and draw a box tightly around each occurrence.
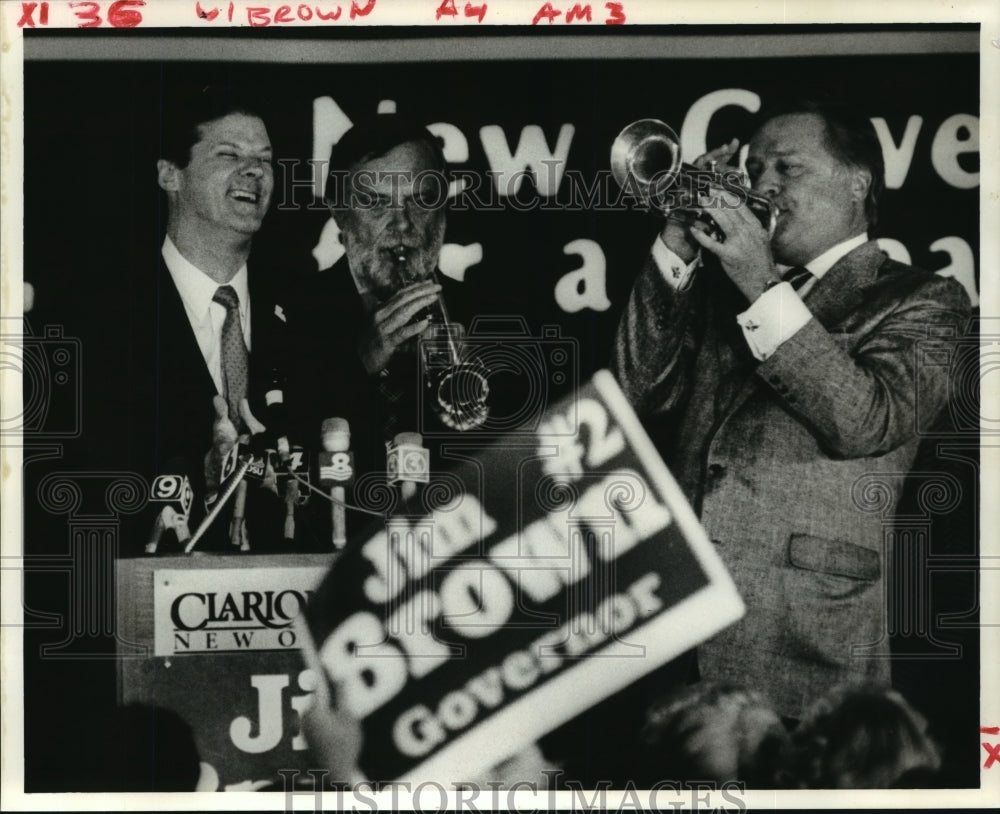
[302,370,745,782]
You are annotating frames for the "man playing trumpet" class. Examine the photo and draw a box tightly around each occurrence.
[284,113,491,482]
[612,100,971,720]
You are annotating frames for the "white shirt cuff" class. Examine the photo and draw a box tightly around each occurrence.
[651,236,700,291]
[736,282,812,361]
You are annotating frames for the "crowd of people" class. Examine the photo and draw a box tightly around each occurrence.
[96,681,944,791]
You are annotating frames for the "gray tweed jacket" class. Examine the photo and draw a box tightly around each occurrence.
[612,240,972,717]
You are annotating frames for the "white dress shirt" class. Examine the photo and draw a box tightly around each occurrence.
[652,231,868,361]
[162,236,251,393]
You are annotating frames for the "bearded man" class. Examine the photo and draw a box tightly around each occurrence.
[284,113,486,480]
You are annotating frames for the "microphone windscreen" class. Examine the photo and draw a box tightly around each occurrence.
[321,417,350,436]
[321,417,351,453]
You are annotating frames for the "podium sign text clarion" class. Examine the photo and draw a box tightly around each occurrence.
[154,567,326,655]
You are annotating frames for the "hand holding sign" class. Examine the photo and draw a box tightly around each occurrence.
[298,628,366,786]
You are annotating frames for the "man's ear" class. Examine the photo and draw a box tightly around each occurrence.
[850,166,872,205]
[157,159,181,193]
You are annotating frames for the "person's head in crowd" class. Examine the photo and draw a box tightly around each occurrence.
[157,87,274,280]
[325,113,448,302]
[787,685,941,788]
[94,703,202,792]
[641,681,790,786]
[746,97,885,268]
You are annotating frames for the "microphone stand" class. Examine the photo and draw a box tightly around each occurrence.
[184,457,251,553]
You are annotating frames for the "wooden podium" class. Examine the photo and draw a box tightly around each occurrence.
[117,553,335,791]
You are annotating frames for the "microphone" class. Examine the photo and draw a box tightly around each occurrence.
[229,439,268,552]
[276,444,310,542]
[186,454,251,553]
[187,440,264,554]
[190,397,270,554]
[146,460,194,554]
[214,438,267,486]
[264,367,291,462]
[386,431,430,504]
[318,417,353,550]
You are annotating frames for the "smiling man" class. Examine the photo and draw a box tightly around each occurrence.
[22,86,292,792]
[612,99,972,721]
[156,99,274,430]
[80,88,290,555]
[136,90,293,553]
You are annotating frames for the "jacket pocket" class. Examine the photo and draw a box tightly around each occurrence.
[787,533,880,581]
[781,535,883,668]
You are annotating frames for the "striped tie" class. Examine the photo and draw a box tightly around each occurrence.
[782,265,814,292]
[213,285,248,432]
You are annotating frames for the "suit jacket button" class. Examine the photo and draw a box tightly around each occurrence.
[708,463,725,477]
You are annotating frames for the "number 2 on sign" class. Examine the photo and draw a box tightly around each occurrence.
[538,398,624,482]
[577,398,625,466]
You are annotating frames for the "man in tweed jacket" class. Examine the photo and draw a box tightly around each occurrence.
[611,100,971,718]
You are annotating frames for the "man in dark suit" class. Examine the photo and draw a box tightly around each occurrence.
[21,89,288,791]
[86,90,286,553]
[612,100,971,719]
[285,114,495,483]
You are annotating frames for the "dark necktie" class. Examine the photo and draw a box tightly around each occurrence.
[213,285,248,432]
[782,265,814,292]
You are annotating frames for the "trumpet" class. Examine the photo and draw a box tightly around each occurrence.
[611,119,777,240]
[394,249,490,432]
[418,292,491,432]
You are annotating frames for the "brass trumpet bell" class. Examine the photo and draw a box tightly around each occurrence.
[611,119,684,208]
[611,118,777,240]
[419,297,491,432]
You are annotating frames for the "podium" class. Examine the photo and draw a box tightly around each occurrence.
[117,553,334,791]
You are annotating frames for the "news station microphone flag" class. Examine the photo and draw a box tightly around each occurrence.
[386,431,430,505]
[319,417,353,549]
[145,459,194,554]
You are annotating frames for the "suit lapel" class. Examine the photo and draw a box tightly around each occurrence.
[156,258,218,401]
[158,257,278,401]
[248,261,274,352]
[144,258,219,472]
[800,240,884,330]
[716,241,886,421]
